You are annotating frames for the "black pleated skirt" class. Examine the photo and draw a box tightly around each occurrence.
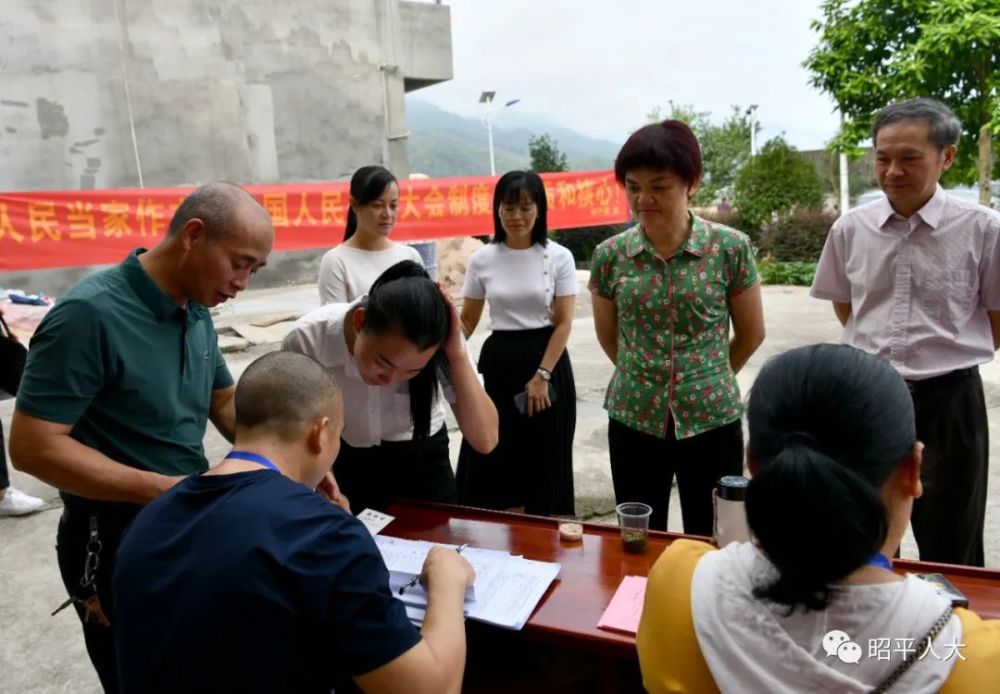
[456,326,576,516]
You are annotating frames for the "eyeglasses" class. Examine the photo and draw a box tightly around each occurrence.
[499,203,537,217]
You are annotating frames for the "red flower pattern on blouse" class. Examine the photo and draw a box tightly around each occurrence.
[588,216,760,440]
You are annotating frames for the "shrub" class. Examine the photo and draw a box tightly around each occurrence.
[760,210,835,262]
[757,260,817,286]
[550,223,628,264]
[734,137,823,230]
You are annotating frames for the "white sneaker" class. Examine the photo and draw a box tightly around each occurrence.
[0,487,45,516]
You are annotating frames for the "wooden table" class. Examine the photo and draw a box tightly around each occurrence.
[386,500,673,660]
[385,500,1000,664]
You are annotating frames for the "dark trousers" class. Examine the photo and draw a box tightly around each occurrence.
[0,421,9,489]
[333,426,455,514]
[909,369,989,567]
[608,418,743,535]
[55,500,140,693]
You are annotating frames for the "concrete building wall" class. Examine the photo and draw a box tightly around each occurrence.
[399,1,453,90]
[0,0,452,292]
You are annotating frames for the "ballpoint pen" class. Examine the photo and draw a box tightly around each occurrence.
[398,543,469,596]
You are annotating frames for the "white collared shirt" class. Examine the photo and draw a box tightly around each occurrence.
[282,298,468,447]
[812,186,1000,380]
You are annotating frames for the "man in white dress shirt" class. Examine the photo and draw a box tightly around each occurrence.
[811,97,1000,567]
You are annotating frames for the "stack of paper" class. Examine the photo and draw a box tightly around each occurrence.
[596,575,648,635]
[374,535,561,631]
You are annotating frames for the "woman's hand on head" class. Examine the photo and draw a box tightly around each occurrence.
[435,282,466,361]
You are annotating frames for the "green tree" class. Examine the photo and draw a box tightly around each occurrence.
[647,103,710,135]
[734,138,823,229]
[528,133,568,173]
[646,102,757,206]
[804,0,1000,203]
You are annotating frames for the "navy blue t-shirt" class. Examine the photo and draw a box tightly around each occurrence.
[113,470,420,693]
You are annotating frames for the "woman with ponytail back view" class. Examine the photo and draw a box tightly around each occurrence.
[318,165,423,305]
[637,344,1000,694]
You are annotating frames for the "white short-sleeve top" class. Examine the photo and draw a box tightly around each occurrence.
[462,241,578,331]
[318,244,423,305]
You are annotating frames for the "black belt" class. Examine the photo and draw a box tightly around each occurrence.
[905,367,978,395]
[60,494,143,523]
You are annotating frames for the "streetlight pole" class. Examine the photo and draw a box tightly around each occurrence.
[480,97,521,175]
[745,104,759,158]
[838,111,850,216]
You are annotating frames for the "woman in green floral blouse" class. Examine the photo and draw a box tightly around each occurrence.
[589,120,765,534]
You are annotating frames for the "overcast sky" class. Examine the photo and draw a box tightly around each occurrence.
[414,0,841,150]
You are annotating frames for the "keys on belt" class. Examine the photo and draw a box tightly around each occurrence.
[52,515,110,625]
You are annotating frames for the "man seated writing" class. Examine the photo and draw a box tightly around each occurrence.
[113,351,474,694]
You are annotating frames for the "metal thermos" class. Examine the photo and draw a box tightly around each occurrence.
[713,475,751,547]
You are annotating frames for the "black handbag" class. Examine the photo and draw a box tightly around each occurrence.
[0,313,27,396]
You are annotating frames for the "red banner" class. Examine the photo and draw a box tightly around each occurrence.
[0,171,627,272]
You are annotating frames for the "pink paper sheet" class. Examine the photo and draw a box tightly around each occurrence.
[596,575,648,635]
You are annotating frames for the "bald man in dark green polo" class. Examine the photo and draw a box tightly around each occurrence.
[10,182,274,692]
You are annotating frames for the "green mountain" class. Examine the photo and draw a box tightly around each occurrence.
[406,98,620,177]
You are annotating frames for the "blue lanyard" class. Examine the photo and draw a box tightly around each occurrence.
[225,450,280,473]
[868,553,893,571]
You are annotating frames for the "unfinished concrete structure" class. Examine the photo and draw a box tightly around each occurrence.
[0,0,452,189]
[0,0,452,291]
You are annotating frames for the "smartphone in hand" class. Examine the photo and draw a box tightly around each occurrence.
[514,384,558,415]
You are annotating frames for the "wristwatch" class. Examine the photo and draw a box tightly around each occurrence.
[536,367,552,382]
